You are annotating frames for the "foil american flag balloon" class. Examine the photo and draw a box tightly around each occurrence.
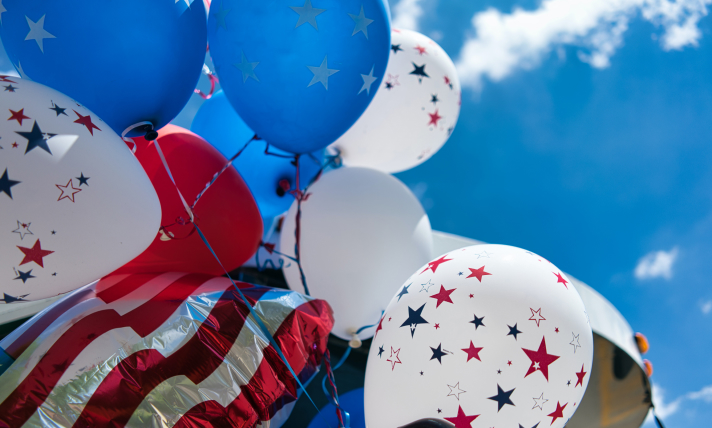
[0,272,334,428]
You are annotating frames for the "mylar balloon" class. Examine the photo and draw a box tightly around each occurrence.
[0,273,334,427]
[0,1,207,136]
[329,29,461,173]
[207,0,391,154]
[191,90,324,219]
[0,78,161,302]
[280,167,433,341]
[364,244,593,428]
[114,125,262,276]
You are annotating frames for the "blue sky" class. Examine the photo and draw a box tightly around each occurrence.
[2,0,710,425]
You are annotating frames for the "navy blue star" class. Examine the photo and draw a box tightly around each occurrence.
[410,63,429,82]
[507,323,522,340]
[49,102,67,116]
[458,271,463,276]
[378,345,384,358]
[16,121,54,155]
[14,269,36,283]
[437,408,442,414]
[0,168,21,199]
[385,81,393,90]
[391,44,403,54]
[470,314,485,329]
[76,173,90,186]
[0,293,29,303]
[400,303,429,338]
[431,94,439,105]
[488,384,516,411]
[4,84,17,92]
[397,283,410,301]
[420,371,424,376]
[567,380,571,386]
[51,230,56,235]
[430,343,448,364]
[497,369,502,374]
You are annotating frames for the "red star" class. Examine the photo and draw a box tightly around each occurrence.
[17,239,54,268]
[11,142,18,148]
[462,341,483,362]
[555,327,559,333]
[414,45,428,55]
[553,272,569,289]
[386,347,402,371]
[374,315,385,338]
[469,293,474,298]
[575,364,587,387]
[421,254,452,274]
[73,110,101,135]
[428,109,443,126]
[430,285,456,308]
[444,75,451,86]
[434,323,441,329]
[445,405,479,428]
[522,336,560,381]
[8,108,30,125]
[507,360,512,366]
[466,266,491,282]
[56,179,82,202]
[0,76,16,83]
[547,401,567,425]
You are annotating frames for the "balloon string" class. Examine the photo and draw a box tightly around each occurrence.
[194,64,219,100]
[153,138,195,223]
[150,142,333,428]
[652,407,666,428]
[191,134,258,210]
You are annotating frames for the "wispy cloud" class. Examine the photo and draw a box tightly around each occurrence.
[701,300,712,315]
[392,0,425,31]
[455,0,712,90]
[634,246,679,280]
[645,383,712,425]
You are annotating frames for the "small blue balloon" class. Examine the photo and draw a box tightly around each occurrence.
[307,388,366,428]
[207,0,390,154]
[0,0,207,136]
[191,91,324,219]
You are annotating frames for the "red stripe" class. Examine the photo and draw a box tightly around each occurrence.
[0,273,215,428]
[173,299,334,427]
[95,272,163,303]
[72,287,270,427]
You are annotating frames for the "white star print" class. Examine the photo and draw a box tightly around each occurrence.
[474,250,493,259]
[307,55,339,90]
[447,382,466,400]
[570,332,581,353]
[358,65,377,95]
[25,15,56,53]
[12,221,33,240]
[532,392,549,410]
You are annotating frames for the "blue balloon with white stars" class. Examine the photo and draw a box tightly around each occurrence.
[0,0,207,136]
[191,90,324,219]
[207,0,391,154]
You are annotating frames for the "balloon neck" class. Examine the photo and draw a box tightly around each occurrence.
[276,179,291,197]
[145,130,159,141]
[348,333,362,349]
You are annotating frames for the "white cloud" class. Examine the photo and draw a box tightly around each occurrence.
[455,0,712,89]
[392,0,424,31]
[634,246,679,280]
[702,300,712,315]
[644,383,712,425]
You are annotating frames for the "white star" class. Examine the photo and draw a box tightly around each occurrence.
[0,1,6,25]
[290,0,326,30]
[234,51,259,83]
[533,361,540,370]
[474,250,493,259]
[348,5,374,39]
[307,55,339,90]
[447,382,466,400]
[25,15,56,53]
[529,307,546,327]
[570,332,581,353]
[420,279,434,292]
[12,221,33,240]
[532,392,549,410]
[358,65,377,95]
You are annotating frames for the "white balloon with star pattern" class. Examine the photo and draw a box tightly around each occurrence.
[364,244,593,428]
[328,28,461,173]
[0,77,161,303]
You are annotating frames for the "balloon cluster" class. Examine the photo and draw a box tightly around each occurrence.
[0,1,593,428]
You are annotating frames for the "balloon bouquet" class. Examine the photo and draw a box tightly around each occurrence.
[0,1,594,428]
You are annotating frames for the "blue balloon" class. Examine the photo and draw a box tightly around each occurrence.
[308,388,366,428]
[207,0,390,154]
[191,91,324,219]
[0,1,207,136]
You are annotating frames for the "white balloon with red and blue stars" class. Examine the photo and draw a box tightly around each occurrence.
[0,77,161,303]
[364,244,593,428]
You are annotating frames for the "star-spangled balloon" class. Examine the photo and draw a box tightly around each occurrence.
[208,0,390,154]
[0,78,161,302]
[0,0,207,136]
[364,244,593,428]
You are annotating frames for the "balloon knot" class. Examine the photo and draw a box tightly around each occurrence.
[145,130,159,141]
